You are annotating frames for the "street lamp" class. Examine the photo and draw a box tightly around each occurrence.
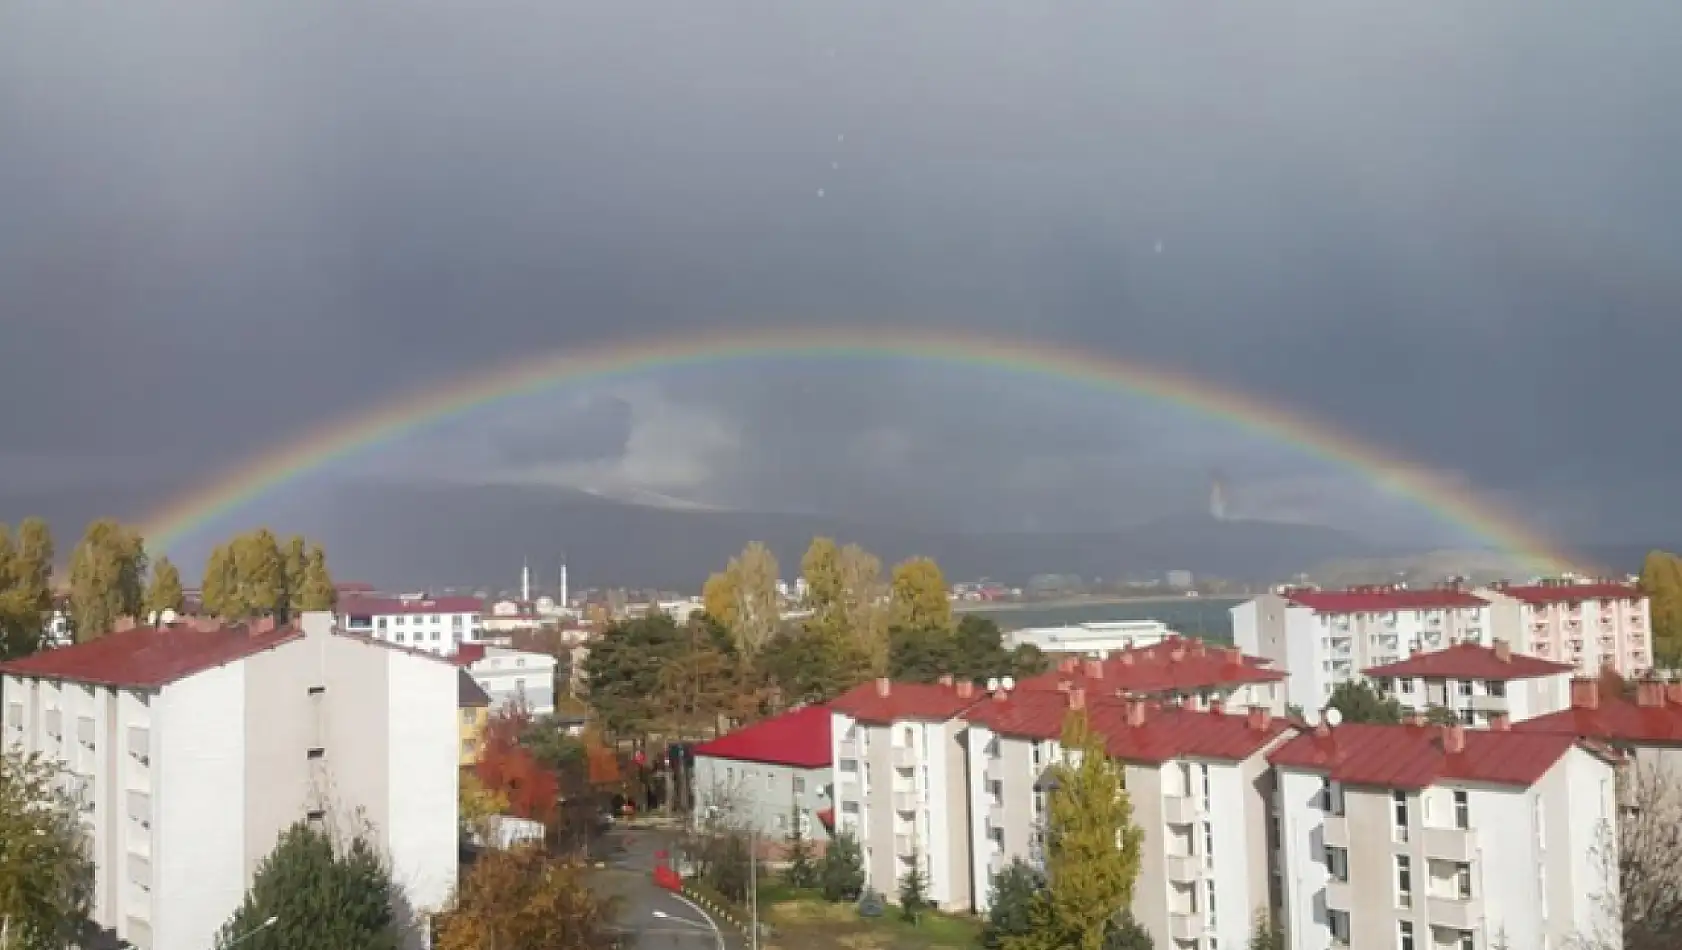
[220,915,279,949]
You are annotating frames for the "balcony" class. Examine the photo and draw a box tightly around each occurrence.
[987,801,1005,829]
[1470,693,1509,713]
[984,755,1004,783]
[1428,894,1481,929]
[1325,878,1352,911]
[892,746,917,769]
[1165,853,1200,882]
[893,833,915,856]
[1162,794,1198,824]
[893,791,919,814]
[1423,827,1475,862]
[1167,913,1202,941]
[1322,815,1349,849]
[838,738,859,760]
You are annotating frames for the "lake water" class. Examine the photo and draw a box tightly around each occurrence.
[957,597,1241,642]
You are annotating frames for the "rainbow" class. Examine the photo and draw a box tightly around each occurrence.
[139,328,1573,570]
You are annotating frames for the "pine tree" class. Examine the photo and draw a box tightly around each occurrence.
[1325,679,1405,724]
[297,544,337,611]
[66,519,147,641]
[220,821,402,950]
[1006,710,1144,950]
[982,860,1046,950]
[898,849,930,923]
[819,830,866,903]
[144,556,185,619]
[782,808,817,889]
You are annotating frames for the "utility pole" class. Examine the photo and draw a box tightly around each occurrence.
[749,825,759,950]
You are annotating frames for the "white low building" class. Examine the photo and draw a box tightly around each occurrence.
[1271,720,1620,950]
[1364,641,1574,727]
[456,644,558,718]
[338,595,484,655]
[0,612,459,950]
[691,704,834,851]
[1005,620,1175,657]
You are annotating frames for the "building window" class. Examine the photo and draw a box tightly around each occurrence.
[1395,855,1412,909]
[766,773,774,790]
[395,616,405,626]
[377,617,387,630]
[1456,863,1473,900]
[1457,932,1474,950]
[308,685,326,695]
[307,748,324,760]
[1323,845,1348,883]
[453,614,463,627]
[1488,680,1506,698]
[430,615,441,624]
[793,776,806,794]
[1453,790,1470,829]
[1201,820,1214,867]
[1392,791,1409,842]
[1399,920,1414,950]
[1328,910,1350,946]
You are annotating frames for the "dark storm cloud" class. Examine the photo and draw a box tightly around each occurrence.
[2,1,1681,554]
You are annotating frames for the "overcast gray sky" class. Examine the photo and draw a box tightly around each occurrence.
[3,1,1680,571]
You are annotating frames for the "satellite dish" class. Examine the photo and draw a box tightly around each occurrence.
[1324,708,1344,727]
[986,678,1001,692]
[1002,677,1016,691]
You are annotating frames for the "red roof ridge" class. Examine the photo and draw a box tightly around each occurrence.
[1362,642,1575,680]
[1269,721,1579,788]
[0,622,303,689]
[693,704,832,769]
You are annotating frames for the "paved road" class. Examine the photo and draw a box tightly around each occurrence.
[591,825,743,950]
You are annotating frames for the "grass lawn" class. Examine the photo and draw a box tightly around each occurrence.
[756,885,981,950]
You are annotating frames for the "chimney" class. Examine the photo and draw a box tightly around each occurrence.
[1120,652,1135,666]
[1314,719,1331,738]
[251,616,278,635]
[1493,639,1511,662]
[1083,658,1104,680]
[992,688,1008,703]
[1209,697,1225,716]
[1246,706,1271,732]
[1224,646,1243,665]
[1057,680,1072,693]
[1170,645,1186,662]
[938,674,954,688]
[1190,639,1206,656]
[1069,688,1086,711]
[1667,681,1682,706]
[1489,712,1511,731]
[1058,657,1078,674]
[1126,699,1147,727]
[956,680,974,699]
[1636,679,1664,708]
[1403,711,1425,728]
[875,677,891,698]
[1440,723,1466,755]
[1571,678,1599,710]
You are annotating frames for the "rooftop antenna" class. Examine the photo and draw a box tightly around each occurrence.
[521,559,531,603]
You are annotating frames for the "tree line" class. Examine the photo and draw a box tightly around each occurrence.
[0,517,337,658]
[588,538,1047,739]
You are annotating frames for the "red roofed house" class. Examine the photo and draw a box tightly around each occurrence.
[961,685,1294,949]
[1477,578,1654,677]
[1016,636,1287,715]
[1233,586,1495,713]
[1269,719,1619,950]
[830,677,984,911]
[1364,640,1575,728]
[691,704,833,858]
[1514,676,1682,778]
[0,612,461,950]
[337,594,485,656]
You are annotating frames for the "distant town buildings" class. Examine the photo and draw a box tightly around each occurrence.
[1006,620,1177,657]
[454,644,558,718]
[0,612,459,950]
[337,594,484,656]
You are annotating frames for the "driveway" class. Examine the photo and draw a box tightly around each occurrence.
[591,825,743,950]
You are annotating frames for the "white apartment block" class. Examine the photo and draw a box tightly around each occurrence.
[338,595,484,655]
[1365,641,1574,728]
[1017,639,1288,716]
[830,678,978,912]
[1477,580,1653,678]
[0,612,459,950]
[1234,588,1493,713]
[963,688,1294,950]
[457,644,558,717]
[1272,721,1620,950]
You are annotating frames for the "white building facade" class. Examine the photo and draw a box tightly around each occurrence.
[691,704,834,850]
[1233,588,1493,713]
[1272,722,1620,950]
[1364,642,1575,728]
[0,612,459,950]
[462,646,558,717]
[1006,620,1175,657]
[1477,580,1653,677]
[338,595,484,655]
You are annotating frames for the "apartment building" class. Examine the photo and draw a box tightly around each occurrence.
[0,612,459,950]
[338,595,484,655]
[1364,641,1574,727]
[1477,580,1652,677]
[963,688,1294,950]
[692,703,833,854]
[1515,676,1682,778]
[1271,721,1620,950]
[1233,588,1492,712]
[830,678,979,912]
[453,644,558,717]
[1016,637,1287,714]
[457,669,492,766]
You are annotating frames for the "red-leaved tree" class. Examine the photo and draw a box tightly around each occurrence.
[475,707,558,825]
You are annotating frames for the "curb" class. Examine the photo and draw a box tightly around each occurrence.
[680,885,772,941]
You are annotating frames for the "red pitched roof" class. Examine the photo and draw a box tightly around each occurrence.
[0,624,301,689]
[1513,687,1682,746]
[1016,638,1283,696]
[830,680,981,725]
[1269,723,1577,789]
[1282,588,1487,613]
[1490,582,1644,606]
[339,596,483,616]
[1363,644,1574,681]
[693,704,833,769]
[964,691,1291,764]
